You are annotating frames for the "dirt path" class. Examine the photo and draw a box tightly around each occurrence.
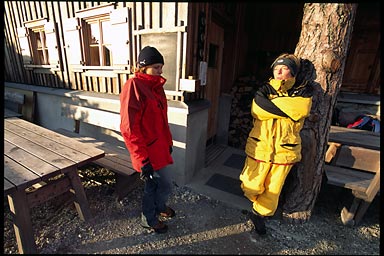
[3,166,380,254]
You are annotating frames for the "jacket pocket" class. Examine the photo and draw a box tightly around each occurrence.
[280,143,298,150]
[245,137,260,158]
[147,138,158,147]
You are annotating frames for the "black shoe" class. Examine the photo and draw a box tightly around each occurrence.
[250,210,266,236]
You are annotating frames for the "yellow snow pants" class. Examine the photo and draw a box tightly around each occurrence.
[239,156,293,216]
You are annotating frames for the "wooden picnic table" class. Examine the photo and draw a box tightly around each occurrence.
[4,117,105,254]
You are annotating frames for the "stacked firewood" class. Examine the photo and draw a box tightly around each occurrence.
[228,75,263,149]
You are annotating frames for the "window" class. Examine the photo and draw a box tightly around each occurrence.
[17,18,62,70]
[30,25,49,65]
[64,3,131,70]
[83,17,113,66]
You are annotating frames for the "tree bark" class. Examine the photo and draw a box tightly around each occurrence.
[281,3,358,223]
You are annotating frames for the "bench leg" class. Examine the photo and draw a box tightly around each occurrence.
[340,197,361,226]
[353,200,371,226]
[115,172,141,201]
[341,194,375,226]
[66,169,92,221]
[7,189,37,254]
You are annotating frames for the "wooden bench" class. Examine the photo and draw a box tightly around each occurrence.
[59,103,140,201]
[4,90,36,122]
[324,142,380,226]
[4,91,25,118]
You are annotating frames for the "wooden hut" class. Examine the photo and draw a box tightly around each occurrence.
[3,2,380,185]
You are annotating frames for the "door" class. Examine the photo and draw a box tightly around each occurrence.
[205,21,224,142]
[342,3,380,94]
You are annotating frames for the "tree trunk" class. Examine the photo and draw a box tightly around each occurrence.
[281,3,358,223]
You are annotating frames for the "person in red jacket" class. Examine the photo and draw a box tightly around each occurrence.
[120,46,174,234]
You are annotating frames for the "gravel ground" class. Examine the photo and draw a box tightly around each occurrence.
[4,164,380,254]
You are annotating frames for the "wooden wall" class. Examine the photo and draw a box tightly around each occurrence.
[4,2,380,101]
[341,2,380,95]
[240,2,380,95]
[4,1,193,100]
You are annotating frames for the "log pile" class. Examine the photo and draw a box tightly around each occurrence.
[228,75,263,149]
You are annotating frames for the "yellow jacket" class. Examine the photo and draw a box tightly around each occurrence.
[245,79,312,164]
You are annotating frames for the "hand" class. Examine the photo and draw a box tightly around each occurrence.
[169,146,173,154]
[140,162,154,182]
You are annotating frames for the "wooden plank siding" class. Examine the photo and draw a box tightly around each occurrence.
[4,1,201,101]
[4,1,25,83]
[6,3,378,101]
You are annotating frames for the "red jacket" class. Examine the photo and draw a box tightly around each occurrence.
[120,72,173,172]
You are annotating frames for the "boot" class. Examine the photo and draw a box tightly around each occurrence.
[159,206,176,218]
[141,213,168,234]
[250,209,266,235]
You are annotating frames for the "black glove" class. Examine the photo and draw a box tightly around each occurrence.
[169,146,173,154]
[140,162,154,182]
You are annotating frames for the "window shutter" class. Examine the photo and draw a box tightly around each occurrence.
[63,17,83,66]
[17,27,32,65]
[44,22,62,70]
[110,8,131,67]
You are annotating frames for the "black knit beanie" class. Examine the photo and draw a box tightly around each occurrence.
[271,57,298,77]
[138,46,164,67]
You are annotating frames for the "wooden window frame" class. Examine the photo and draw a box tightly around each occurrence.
[20,18,61,71]
[66,4,131,73]
[82,16,112,67]
[29,26,49,65]
[75,3,115,69]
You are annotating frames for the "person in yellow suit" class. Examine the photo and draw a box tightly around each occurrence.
[240,53,313,236]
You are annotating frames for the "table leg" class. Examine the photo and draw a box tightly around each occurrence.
[66,169,92,221]
[7,189,37,254]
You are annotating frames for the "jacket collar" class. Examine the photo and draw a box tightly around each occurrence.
[269,77,296,92]
[135,72,166,89]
